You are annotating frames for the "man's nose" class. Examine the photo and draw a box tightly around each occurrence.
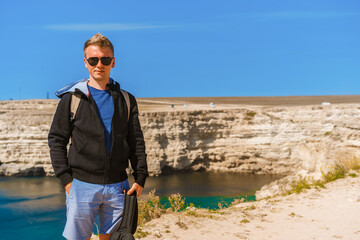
[96,60,104,67]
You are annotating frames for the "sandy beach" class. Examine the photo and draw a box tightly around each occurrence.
[137,175,360,240]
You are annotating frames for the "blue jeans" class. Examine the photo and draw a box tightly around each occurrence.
[63,178,130,240]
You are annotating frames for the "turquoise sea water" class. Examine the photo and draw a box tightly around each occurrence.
[0,173,282,240]
[0,177,65,240]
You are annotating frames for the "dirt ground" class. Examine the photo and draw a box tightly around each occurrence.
[138,176,360,240]
[137,95,360,111]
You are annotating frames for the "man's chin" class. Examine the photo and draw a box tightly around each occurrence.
[92,76,109,82]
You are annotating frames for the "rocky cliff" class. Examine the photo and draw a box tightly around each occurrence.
[1,99,360,178]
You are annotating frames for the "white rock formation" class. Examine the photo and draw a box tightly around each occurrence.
[1,100,359,179]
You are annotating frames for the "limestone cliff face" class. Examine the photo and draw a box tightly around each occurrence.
[0,100,58,176]
[143,104,360,176]
[1,100,359,177]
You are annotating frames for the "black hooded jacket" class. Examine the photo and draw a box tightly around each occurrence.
[48,79,148,187]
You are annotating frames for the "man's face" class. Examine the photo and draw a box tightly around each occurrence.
[84,45,115,82]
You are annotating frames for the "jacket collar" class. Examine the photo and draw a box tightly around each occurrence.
[56,78,120,98]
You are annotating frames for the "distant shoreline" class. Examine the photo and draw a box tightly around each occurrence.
[2,95,360,106]
[138,95,360,106]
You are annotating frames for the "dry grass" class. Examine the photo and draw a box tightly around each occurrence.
[137,189,188,228]
[286,154,360,195]
[137,189,165,226]
[168,193,185,212]
[136,188,242,237]
[334,153,360,171]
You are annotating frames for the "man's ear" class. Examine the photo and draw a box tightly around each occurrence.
[84,58,89,68]
[111,58,115,68]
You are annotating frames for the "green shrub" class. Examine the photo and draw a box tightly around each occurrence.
[138,189,165,226]
[291,177,311,194]
[168,193,185,212]
[217,199,231,209]
[244,205,256,211]
[134,228,150,238]
[245,111,256,120]
[240,219,250,224]
[349,173,357,178]
[286,158,359,196]
[322,165,346,183]
[246,111,256,117]
[313,180,325,189]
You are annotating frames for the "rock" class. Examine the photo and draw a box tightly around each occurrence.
[0,163,46,176]
[153,230,162,238]
[1,100,360,179]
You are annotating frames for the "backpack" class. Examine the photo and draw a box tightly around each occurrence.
[70,89,131,122]
[109,190,138,240]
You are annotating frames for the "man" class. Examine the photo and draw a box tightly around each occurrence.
[48,33,148,240]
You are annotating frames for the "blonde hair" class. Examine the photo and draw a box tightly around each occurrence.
[84,33,114,57]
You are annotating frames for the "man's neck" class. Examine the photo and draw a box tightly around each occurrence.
[88,77,109,90]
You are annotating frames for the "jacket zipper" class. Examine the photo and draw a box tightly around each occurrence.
[89,98,110,184]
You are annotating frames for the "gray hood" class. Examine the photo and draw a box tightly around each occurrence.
[55,78,117,98]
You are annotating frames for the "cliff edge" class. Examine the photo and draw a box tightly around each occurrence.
[1,96,360,178]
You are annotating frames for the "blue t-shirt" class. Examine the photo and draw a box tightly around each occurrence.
[88,86,114,154]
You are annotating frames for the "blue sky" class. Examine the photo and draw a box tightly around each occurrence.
[0,0,359,100]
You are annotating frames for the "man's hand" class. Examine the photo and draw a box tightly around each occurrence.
[65,182,72,195]
[127,183,143,197]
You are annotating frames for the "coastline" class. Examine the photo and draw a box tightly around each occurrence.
[1,97,360,239]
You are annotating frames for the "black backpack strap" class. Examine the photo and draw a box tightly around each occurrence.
[120,89,130,122]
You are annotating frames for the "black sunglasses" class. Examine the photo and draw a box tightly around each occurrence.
[86,57,113,66]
